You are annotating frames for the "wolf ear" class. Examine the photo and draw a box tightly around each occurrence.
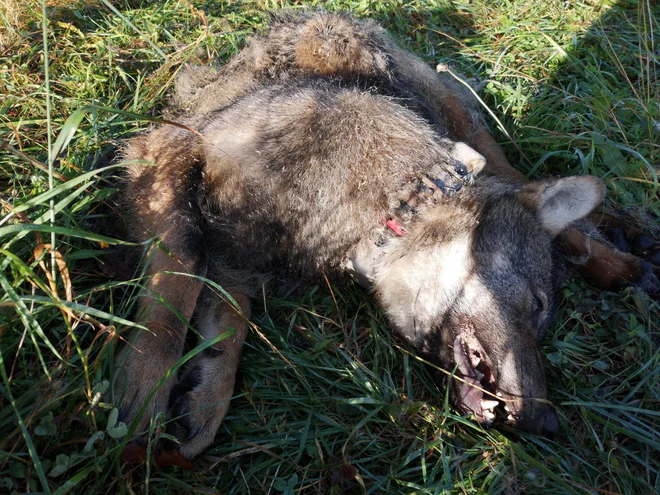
[520,176,605,236]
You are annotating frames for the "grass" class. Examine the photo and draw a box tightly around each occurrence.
[0,0,658,493]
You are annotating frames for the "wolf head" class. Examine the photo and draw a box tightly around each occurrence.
[368,174,605,436]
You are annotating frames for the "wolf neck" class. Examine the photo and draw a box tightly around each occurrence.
[342,178,481,290]
[343,239,385,289]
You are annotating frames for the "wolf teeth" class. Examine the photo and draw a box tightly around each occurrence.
[504,404,510,412]
[506,414,514,422]
[483,410,495,421]
[481,399,499,410]
[496,392,502,397]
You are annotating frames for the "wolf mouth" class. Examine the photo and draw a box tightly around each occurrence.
[452,335,513,425]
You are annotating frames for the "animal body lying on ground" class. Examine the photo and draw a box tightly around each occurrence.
[112,11,660,459]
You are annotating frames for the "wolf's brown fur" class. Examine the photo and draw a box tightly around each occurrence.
[113,11,657,459]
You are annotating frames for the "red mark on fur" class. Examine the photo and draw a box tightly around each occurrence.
[386,217,405,236]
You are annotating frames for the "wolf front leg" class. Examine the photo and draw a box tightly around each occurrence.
[114,235,207,436]
[167,290,251,458]
[113,125,208,437]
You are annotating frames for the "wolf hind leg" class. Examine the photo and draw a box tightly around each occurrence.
[567,211,660,294]
[168,290,251,459]
[588,210,660,263]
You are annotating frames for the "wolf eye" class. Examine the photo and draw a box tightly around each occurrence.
[531,294,544,328]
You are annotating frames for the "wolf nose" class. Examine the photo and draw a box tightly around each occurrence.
[539,407,559,438]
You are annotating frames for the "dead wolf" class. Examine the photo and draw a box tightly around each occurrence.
[112,11,659,459]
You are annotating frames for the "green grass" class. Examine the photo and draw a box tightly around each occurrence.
[1,0,658,493]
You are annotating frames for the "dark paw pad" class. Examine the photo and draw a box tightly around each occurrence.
[605,228,630,253]
[168,368,204,440]
[455,162,469,176]
[637,261,660,296]
[170,397,201,442]
[169,368,201,408]
[647,249,660,266]
[169,393,192,438]
[630,233,660,267]
[632,234,657,253]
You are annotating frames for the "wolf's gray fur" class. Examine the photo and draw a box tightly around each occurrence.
[114,11,605,458]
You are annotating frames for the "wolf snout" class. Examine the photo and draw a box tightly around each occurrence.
[538,407,560,438]
[514,403,559,438]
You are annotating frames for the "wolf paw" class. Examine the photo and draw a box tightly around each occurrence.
[603,227,660,297]
[607,228,660,259]
[630,233,660,266]
[114,350,177,438]
[167,366,235,459]
[626,231,659,296]
[636,260,660,296]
